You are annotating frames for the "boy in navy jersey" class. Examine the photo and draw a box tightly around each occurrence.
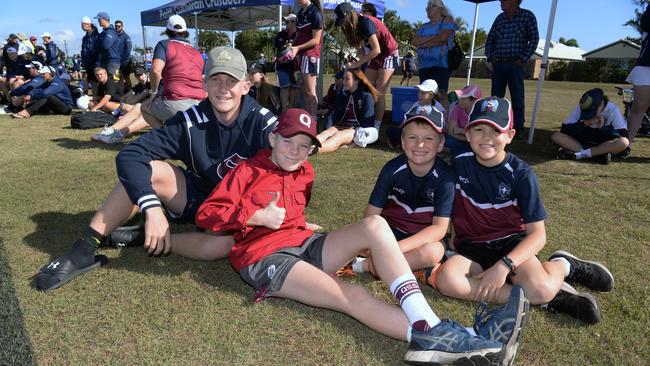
[436,97,615,324]
[357,105,452,285]
[196,108,527,366]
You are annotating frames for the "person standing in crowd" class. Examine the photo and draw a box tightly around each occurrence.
[274,14,297,111]
[361,3,377,17]
[94,12,121,83]
[335,2,399,131]
[412,0,458,112]
[400,51,416,86]
[81,16,100,93]
[9,66,73,118]
[17,33,34,53]
[290,0,324,118]
[626,3,650,150]
[143,47,153,73]
[200,47,207,63]
[115,20,133,93]
[41,32,58,70]
[29,36,38,50]
[485,0,539,140]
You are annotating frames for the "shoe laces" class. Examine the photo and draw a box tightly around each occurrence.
[473,302,496,331]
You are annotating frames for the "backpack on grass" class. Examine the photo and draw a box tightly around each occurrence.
[70,111,116,130]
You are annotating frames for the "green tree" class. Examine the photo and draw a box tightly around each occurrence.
[133,46,145,55]
[384,9,414,45]
[234,29,276,61]
[558,37,579,47]
[197,30,231,50]
[624,0,650,42]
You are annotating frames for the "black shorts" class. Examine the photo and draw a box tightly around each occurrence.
[455,232,526,270]
[239,233,327,292]
[163,169,209,224]
[120,62,132,76]
[560,123,619,148]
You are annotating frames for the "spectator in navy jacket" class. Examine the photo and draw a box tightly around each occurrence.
[41,32,58,69]
[81,16,100,91]
[10,66,72,118]
[94,12,121,82]
[115,20,133,92]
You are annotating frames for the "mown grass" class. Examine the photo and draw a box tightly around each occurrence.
[1,77,649,365]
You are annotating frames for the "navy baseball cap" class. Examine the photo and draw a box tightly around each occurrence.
[401,104,444,133]
[94,12,110,21]
[466,97,514,133]
[334,2,355,26]
[579,88,604,121]
[248,62,265,75]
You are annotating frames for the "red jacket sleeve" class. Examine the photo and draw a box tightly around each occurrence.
[195,163,257,234]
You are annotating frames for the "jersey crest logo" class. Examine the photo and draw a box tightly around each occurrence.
[425,189,435,203]
[497,182,511,200]
[481,99,499,113]
[217,153,247,179]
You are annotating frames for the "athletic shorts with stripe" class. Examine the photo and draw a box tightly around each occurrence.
[367,51,400,70]
[296,55,320,75]
[239,233,327,292]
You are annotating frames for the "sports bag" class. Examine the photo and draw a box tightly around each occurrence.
[447,38,465,72]
[70,111,116,130]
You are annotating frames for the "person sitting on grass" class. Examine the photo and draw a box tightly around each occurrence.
[435,96,615,325]
[316,69,379,153]
[317,70,344,129]
[551,88,630,164]
[248,62,282,116]
[10,66,73,119]
[34,47,277,292]
[88,66,123,114]
[445,84,482,158]
[195,107,530,366]
[350,105,451,285]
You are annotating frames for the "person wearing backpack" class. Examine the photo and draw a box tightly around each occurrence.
[412,0,458,112]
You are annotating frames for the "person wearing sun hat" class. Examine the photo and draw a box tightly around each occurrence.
[445,84,483,158]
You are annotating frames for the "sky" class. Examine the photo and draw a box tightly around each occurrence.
[0,0,641,55]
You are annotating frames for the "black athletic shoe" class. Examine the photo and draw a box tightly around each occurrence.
[103,224,145,248]
[616,147,631,159]
[556,148,576,160]
[546,283,601,324]
[595,152,611,165]
[549,250,614,292]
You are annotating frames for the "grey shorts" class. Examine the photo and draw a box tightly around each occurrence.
[239,233,327,293]
[140,95,201,126]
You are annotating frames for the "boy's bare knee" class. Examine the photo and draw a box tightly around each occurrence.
[435,268,462,297]
[524,281,558,304]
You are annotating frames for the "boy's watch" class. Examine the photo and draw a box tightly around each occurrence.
[501,256,517,275]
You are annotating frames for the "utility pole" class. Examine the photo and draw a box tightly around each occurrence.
[64,40,69,56]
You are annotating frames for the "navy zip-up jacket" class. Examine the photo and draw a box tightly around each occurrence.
[331,88,375,128]
[116,31,132,66]
[81,29,99,71]
[45,42,58,67]
[25,76,73,107]
[10,75,46,96]
[97,25,120,66]
[116,95,278,213]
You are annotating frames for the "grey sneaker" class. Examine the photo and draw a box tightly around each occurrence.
[546,282,601,324]
[91,125,114,141]
[404,319,504,365]
[474,285,529,366]
[96,130,125,144]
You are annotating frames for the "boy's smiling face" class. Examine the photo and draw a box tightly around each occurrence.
[465,123,516,167]
[401,121,444,175]
[269,132,314,172]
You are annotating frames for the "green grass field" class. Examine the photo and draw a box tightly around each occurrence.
[1,77,649,365]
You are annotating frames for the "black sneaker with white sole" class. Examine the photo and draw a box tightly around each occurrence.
[546,283,601,324]
[595,152,611,165]
[549,250,614,292]
[556,148,576,160]
[102,224,145,248]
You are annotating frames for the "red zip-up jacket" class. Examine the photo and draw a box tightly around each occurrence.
[195,149,314,272]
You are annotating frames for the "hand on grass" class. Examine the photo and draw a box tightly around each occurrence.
[248,192,286,230]
[473,263,509,303]
[144,207,172,256]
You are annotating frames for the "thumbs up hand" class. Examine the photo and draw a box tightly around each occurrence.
[247,192,286,230]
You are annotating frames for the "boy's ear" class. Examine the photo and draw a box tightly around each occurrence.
[436,134,445,153]
[505,128,517,142]
[268,131,277,148]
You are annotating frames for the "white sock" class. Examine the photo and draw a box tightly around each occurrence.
[351,257,366,273]
[365,127,379,145]
[575,148,592,160]
[389,273,441,329]
[465,327,477,336]
[551,257,571,277]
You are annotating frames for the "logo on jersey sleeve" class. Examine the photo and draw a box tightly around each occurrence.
[497,182,512,200]
[217,153,247,179]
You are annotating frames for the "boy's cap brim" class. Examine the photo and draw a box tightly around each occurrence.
[400,104,444,133]
[274,108,322,147]
[204,47,247,80]
[466,97,513,133]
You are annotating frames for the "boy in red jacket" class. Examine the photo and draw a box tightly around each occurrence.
[196,108,529,366]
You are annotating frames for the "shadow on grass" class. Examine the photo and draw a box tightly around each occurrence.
[51,137,124,152]
[0,238,37,366]
[23,210,406,363]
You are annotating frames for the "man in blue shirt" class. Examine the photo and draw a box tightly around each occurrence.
[485,0,538,139]
[115,20,133,92]
[94,12,121,83]
[10,66,73,118]
[81,16,99,92]
[40,32,59,70]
